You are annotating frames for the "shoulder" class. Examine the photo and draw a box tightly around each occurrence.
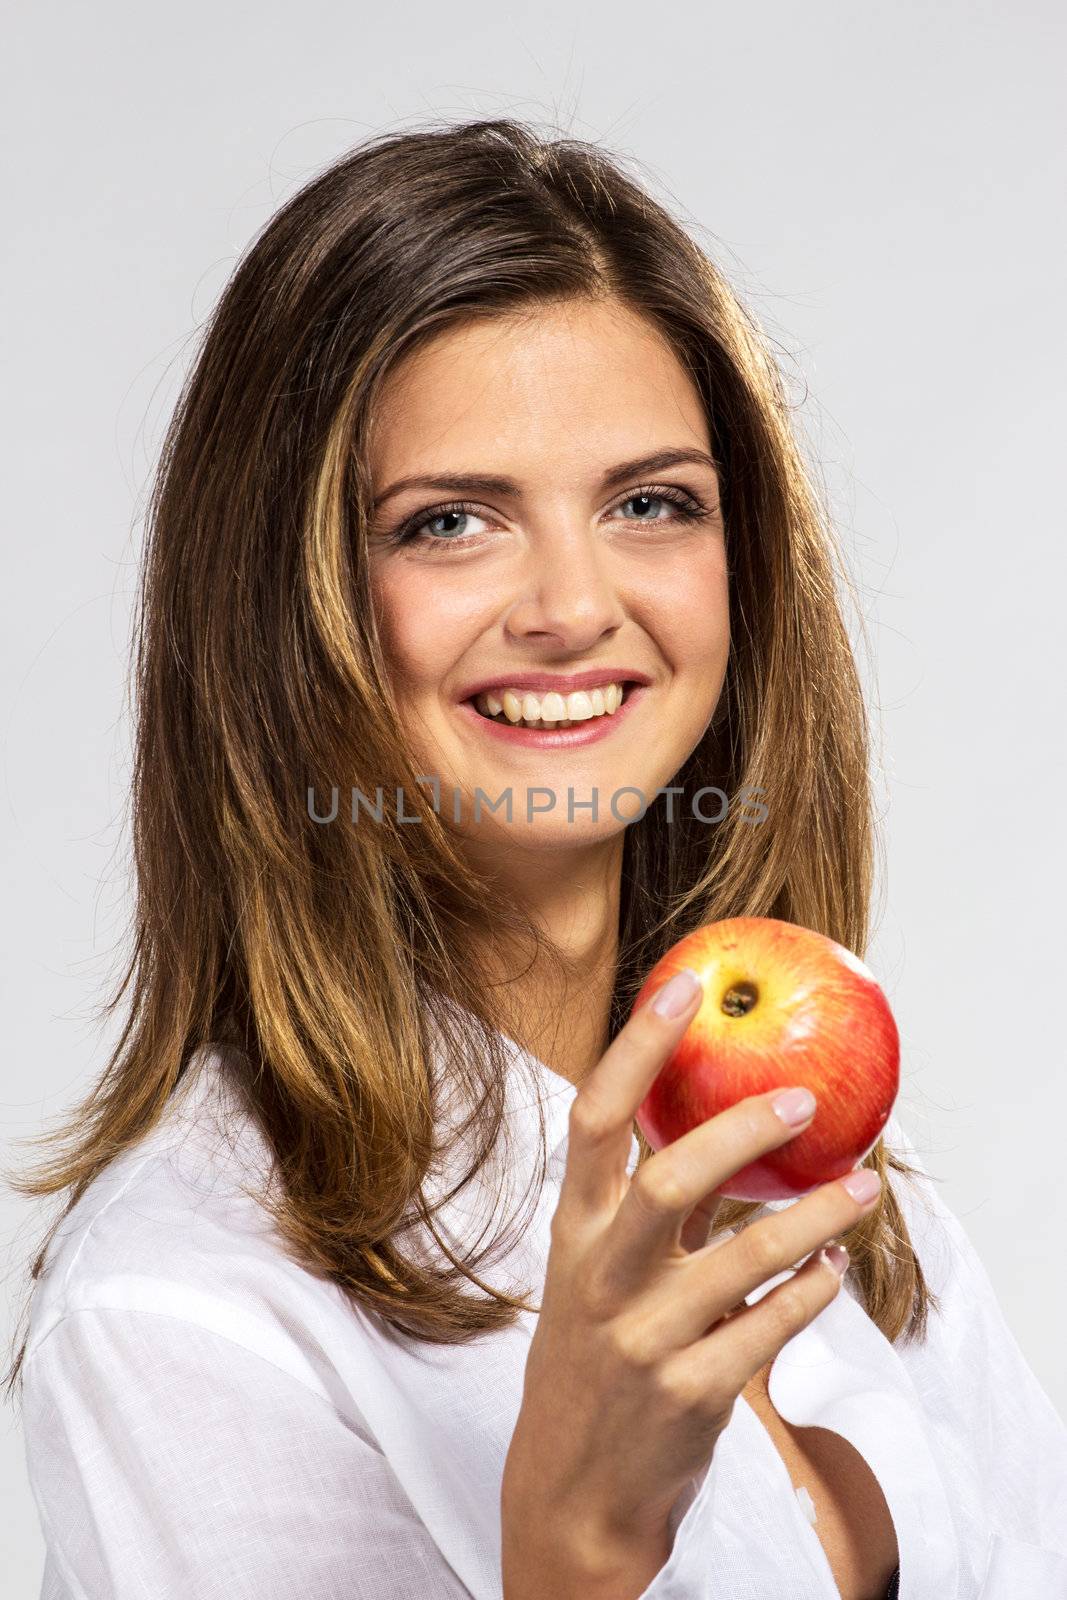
[879,1107,979,1305]
[17,1054,471,1599]
[23,1045,369,1406]
[751,1107,977,1315]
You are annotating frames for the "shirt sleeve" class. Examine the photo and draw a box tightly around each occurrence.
[885,1111,1067,1575]
[21,1307,474,1600]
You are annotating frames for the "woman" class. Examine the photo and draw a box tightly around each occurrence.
[6,117,1065,1600]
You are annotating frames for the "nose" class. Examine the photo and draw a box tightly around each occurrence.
[503,520,627,652]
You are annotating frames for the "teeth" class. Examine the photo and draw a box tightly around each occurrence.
[475,681,629,727]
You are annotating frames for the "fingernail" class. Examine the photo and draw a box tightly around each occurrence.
[651,968,702,1018]
[819,1243,849,1277]
[771,1086,817,1127]
[841,1168,882,1206]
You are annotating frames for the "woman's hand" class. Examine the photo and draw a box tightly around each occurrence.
[500,968,883,1600]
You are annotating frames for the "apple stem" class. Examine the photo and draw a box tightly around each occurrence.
[721,981,758,1018]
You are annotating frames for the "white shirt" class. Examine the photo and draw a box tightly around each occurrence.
[20,1020,1067,1600]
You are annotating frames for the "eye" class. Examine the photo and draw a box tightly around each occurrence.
[382,501,494,550]
[612,490,705,524]
[381,483,715,552]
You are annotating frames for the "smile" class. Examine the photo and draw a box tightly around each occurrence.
[457,681,648,748]
[473,680,632,727]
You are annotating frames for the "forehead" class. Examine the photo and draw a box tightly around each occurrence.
[366,297,712,480]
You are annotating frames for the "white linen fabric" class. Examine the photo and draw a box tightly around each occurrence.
[19,1022,1067,1600]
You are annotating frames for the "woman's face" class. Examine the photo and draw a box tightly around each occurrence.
[365,296,730,858]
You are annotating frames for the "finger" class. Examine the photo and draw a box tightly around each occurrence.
[602,1085,819,1284]
[679,1193,723,1255]
[664,1243,850,1413]
[649,1166,882,1348]
[557,969,704,1216]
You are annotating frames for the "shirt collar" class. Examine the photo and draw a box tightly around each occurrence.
[425,991,648,1195]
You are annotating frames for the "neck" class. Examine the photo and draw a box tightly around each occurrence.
[462,832,623,1088]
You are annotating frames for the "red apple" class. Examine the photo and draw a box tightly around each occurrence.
[632,917,899,1200]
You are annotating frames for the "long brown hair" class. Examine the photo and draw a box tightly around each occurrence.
[4,115,938,1399]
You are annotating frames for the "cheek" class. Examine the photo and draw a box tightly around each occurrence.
[369,564,484,694]
[634,545,730,665]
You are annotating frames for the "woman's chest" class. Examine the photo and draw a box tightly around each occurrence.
[742,1366,900,1600]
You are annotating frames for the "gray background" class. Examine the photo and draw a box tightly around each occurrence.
[3,0,1064,1586]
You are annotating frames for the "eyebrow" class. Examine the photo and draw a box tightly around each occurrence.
[370,447,720,512]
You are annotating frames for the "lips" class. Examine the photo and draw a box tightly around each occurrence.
[456,681,650,747]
